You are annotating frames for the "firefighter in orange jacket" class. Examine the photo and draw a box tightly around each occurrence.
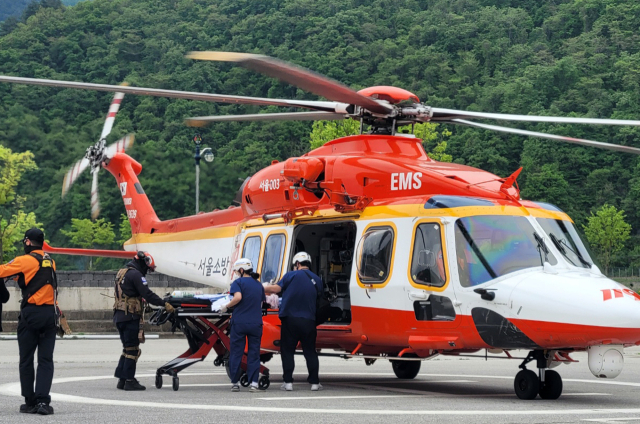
[0,228,57,416]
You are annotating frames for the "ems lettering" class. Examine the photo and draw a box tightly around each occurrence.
[123,198,132,205]
[390,172,423,191]
[127,209,137,219]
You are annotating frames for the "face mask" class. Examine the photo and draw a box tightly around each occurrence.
[23,243,38,255]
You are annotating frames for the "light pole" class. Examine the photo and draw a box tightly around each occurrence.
[193,134,214,214]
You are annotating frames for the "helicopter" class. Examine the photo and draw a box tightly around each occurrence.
[2,51,640,400]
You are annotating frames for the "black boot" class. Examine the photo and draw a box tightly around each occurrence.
[117,379,125,390]
[36,403,54,415]
[19,404,37,414]
[124,379,146,391]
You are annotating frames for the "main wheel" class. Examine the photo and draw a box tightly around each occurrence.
[172,376,179,391]
[155,374,163,389]
[240,373,250,387]
[514,369,538,400]
[259,375,270,390]
[539,369,563,400]
[391,360,421,379]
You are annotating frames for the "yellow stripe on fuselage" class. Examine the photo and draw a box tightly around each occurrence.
[123,204,571,245]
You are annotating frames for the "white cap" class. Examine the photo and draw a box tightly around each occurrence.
[292,251,311,265]
[233,258,253,272]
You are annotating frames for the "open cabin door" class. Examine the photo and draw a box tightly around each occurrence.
[291,221,357,325]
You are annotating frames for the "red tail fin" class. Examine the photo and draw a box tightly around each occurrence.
[103,152,159,234]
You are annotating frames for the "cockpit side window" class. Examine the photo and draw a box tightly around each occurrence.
[261,234,285,284]
[242,236,262,273]
[455,215,557,287]
[357,226,394,284]
[411,223,446,287]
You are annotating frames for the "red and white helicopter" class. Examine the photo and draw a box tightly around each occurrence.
[2,52,640,399]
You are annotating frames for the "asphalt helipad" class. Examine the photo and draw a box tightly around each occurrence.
[1,338,640,423]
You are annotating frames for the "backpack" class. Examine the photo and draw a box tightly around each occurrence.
[303,270,330,326]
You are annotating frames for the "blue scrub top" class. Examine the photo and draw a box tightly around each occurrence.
[229,276,266,325]
[277,269,322,321]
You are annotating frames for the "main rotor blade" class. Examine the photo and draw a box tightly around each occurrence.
[0,76,340,112]
[186,111,346,127]
[432,108,640,126]
[452,119,640,155]
[99,87,126,140]
[90,171,100,220]
[61,157,90,197]
[187,51,394,115]
[105,134,135,159]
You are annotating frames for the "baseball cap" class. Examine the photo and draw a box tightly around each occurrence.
[23,228,45,244]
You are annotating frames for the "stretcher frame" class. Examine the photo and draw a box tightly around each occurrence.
[148,298,271,391]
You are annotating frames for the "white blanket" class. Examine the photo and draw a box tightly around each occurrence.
[211,295,233,312]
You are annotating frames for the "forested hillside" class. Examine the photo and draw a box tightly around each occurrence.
[1,0,639,270]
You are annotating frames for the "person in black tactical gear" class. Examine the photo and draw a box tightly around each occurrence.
[113,251,174,391]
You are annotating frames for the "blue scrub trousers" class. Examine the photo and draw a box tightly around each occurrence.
[228,322,263,384]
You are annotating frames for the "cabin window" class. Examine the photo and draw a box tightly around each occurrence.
[455,215,557,287]
[357,226,394,284]
[261,234,285,284]
[411,223,446,287]
[241,236,262,272]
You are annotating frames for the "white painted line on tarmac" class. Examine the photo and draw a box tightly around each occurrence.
[176,383,231,387]
[0,373,629,416]
[258,394,426,400]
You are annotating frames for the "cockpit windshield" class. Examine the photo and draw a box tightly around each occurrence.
[535,218,592,269]
[455,215,557,287]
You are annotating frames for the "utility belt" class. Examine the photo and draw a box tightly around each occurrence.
[113,296,143,315]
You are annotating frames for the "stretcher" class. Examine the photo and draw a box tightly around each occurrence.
[148,296,271,391]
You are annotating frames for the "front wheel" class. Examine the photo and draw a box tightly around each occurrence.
[539,370,562,400]
[514,369,538,400]
[391,360,421,379]
[155,374,162,389]
[172,376,179,391]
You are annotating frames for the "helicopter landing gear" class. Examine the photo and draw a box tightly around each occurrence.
[391,359,421,379]
[514,350,563,400]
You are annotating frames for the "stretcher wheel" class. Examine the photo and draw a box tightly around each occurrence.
[240,374,250,387]
[155,374,163,389]
[172,376,179,391]
[259,375,270,390]
[214,357,223,367]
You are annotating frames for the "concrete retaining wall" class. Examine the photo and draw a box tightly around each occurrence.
[1,271,222,331]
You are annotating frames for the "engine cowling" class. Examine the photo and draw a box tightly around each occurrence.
[588,345,624,378]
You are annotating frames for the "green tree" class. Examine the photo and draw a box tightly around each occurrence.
[583,204,631,274]
[0,210,42,263]
[117,213,131,247]
[309,121,452,161]
[309,120,360,149]
[0,145,38,263]
[61,217,115,269]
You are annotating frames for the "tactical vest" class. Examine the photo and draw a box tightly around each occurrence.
[20,252,57,309]
[113,267,143,315]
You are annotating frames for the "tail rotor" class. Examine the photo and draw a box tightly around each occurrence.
[61,87,133,219]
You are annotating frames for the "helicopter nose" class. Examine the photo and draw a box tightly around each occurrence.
[507,272,640,348]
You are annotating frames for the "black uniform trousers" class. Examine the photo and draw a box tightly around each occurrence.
[17,304,56,406]
[280,317,319,384]
[114,318,140,380]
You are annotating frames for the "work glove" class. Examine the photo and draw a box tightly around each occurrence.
[165,302,176,314]
[220,304,228,314]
